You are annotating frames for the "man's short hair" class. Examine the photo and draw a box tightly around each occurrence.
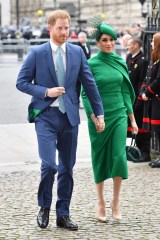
[48,9,71,25]
[129,37,142,48]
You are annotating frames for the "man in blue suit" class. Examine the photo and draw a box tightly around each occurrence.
[16,9,104,231]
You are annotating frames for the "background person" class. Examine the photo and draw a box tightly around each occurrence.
[81,23,138,222]
[69,30,78,39]
[16,9,104,231]
[127,37,151,162]
[119,33,132,60]
[141,32,160,168]
[76,31,91,60]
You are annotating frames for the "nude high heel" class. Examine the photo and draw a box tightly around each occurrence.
[96,202,107,222]
[110,202,122,221]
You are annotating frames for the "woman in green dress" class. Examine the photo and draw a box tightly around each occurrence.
[81,23,138,222]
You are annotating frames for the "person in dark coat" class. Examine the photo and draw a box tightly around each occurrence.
[141,32,160,167]
[76,32,91,60]
[127,37,151,162]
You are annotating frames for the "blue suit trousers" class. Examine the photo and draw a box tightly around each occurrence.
[35,107,78,217]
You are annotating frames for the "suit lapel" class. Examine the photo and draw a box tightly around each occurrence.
[43,42,73,87]
[65,43,72,87]
[43,42,58,85]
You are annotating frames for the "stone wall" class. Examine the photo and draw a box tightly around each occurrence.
[81,0,149,29]
[0,0,10,26]
[8,0,149,30]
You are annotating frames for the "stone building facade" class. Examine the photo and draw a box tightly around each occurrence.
[0,0,10,27]
[3,0,151,30]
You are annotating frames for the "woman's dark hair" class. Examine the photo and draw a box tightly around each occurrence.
[151,32,160,62]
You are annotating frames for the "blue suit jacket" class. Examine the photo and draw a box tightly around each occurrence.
[16,41,104,126]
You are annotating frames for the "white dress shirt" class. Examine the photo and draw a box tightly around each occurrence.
[49,40,66,107]
[132,51,140,59]
[82,43,89,54]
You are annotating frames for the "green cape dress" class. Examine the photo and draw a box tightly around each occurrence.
[81,51,135,183]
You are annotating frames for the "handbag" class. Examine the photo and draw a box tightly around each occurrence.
[126,134,141,162]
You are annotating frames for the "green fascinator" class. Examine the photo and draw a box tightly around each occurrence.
[88,16,117,41]
[99,24,117,40]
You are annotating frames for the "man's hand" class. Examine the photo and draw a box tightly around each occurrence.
[46,87,65,98]
[142,93,148,101]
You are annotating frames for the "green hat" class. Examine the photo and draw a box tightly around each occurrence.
[99,23,117,40]
[88,16,117,42]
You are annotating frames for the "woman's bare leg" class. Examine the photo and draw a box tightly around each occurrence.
[110,177,122,220]
[96,181,107,222]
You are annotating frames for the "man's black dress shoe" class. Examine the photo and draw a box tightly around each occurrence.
[149,161,153,166]
[56,216,78,230]
[149,158,160,167]
[37,207,50,228]
[151,158,160,168]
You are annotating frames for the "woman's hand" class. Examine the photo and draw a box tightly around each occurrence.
[90,114,105,132]
[130,120,138,135]
[141,93,148,101]
[128,113,138,135]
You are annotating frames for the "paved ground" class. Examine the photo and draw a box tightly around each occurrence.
[0,53,160,240]
[0,122,160,240]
